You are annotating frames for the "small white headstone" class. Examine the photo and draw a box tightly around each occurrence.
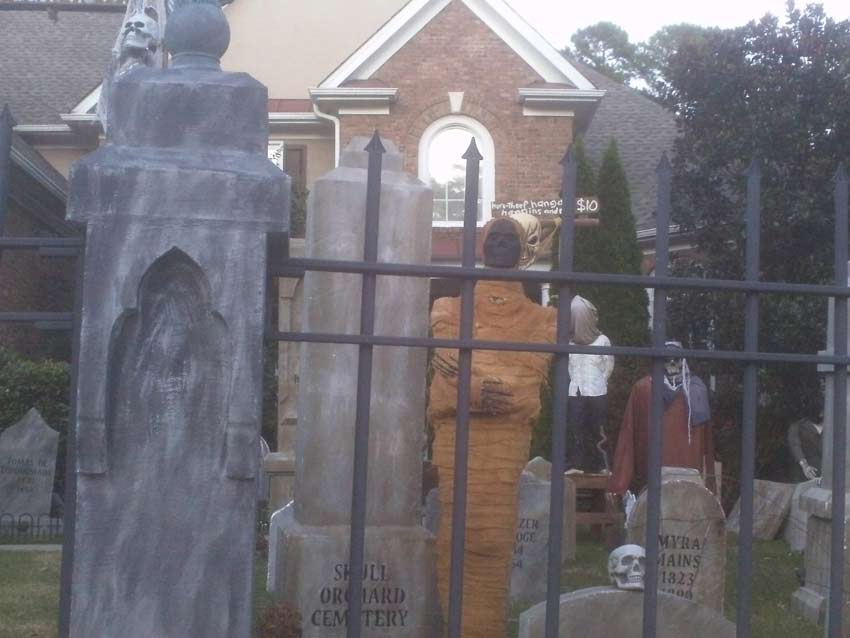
[0,409,59,518]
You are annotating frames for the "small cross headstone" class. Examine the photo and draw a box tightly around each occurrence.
[627,480,726,611]
[0,408,59,519]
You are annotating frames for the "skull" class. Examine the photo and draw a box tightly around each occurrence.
[119,5,161,62]
[511,213,542,269]
[608,544,646,591]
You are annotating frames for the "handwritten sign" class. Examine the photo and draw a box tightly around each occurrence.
[491,197,600,219]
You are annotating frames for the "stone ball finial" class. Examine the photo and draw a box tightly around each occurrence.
[164,0,230,69]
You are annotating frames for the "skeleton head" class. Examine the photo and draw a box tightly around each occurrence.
[511,213,542,269]
[664,340,685,387]
[119,5,160,63]
[608,544,646,591]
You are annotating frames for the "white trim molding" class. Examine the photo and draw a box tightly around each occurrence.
[309,87,398,115]
[71,85,101,115]
[13,124,72,134]
[418,114,496,228]
[319,0,595,91]
[518,88,606,117]
[268,112,323,125]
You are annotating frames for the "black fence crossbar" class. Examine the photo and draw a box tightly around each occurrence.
[272,258,850,297]
[271,131,850,638]
[268,331,850,366]
[0,237,83,250]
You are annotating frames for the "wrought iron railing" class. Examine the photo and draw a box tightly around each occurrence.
[0,512,64,543]
[269,132,850,638]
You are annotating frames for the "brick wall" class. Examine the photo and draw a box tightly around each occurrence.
[338,0,573,206]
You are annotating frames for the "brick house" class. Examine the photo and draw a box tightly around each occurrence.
[4,0,676,264]
[1,0,678,500]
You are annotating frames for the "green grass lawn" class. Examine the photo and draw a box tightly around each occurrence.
[0,537,824,637]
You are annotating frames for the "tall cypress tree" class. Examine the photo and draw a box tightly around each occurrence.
[531,138,649,461]
[580,139,649,348]
[530,138,597,459]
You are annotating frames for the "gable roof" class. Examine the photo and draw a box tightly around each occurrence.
[0,5,123,126]
[320,0,594,90]
[575,62,678,233]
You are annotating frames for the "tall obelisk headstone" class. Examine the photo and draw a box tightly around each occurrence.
[793,273,850,625]
[60,3,288,636]
[272,137,437,636]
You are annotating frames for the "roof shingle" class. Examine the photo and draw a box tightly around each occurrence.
[0,6,123,125]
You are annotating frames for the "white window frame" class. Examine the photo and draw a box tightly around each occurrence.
[418,115,495,228]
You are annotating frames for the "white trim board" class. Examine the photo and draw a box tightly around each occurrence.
[72,85,101,115]
[320,0,594,90]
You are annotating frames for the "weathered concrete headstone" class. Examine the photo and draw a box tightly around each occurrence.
[517,587,735,638]
[61,4,288,637]
[782,479,818,552]
[794,281,850,624]
[509,458,577,607]
[271,137,437,637]
[627,480,726,611]
[661,466,703,485]
[0,409,59,518]
[727,479,796,540]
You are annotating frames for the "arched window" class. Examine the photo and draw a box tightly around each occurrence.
[418,116,495,226]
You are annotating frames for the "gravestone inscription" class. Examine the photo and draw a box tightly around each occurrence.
[627,480,726,611]
[509,458,577,606]
[0,409,59,518]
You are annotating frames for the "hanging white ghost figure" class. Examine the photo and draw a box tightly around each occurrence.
[608,544,646,591]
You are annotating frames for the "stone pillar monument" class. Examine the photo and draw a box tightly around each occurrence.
[793,274,850,623]
[271,138,437,636]
[60,3,288,637]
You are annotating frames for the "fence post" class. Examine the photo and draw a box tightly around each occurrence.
[58,5,289,637]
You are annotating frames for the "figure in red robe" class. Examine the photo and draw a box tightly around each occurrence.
[608,342,716,496]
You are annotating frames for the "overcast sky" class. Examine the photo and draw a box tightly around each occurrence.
[508,0,850,50]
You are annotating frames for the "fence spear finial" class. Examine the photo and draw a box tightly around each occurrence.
[559,143,575,166]
[462,136,482,162]
[746,158,762,178]
[656,151,672,175]
[835,162,849,184]
[365,130,386,155]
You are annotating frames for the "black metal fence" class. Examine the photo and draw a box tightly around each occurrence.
[0,512,64,543]
[269,132,850,638]
[2,108,849,636]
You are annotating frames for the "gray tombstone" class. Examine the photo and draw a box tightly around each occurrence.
[783,479,818,552]
[627,480,726,612]
[509,458,577,607]
[0,409,59,518]
[517,587,735,638]
[727,479,796,540]
[271,137,437,637]
[61,4,288,637]
[794,277,850,623]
